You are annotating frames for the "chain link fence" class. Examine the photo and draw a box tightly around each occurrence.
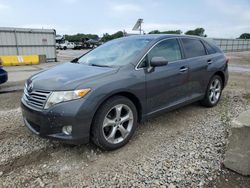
[212,38,250,52]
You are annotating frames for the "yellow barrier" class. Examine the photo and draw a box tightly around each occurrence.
[0,55,39,66]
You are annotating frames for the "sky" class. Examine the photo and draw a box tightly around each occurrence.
[0,0,249,38]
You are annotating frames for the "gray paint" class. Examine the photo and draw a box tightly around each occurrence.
[21,34,229,144]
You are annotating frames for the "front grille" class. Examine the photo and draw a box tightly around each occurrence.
[23,85,51,109]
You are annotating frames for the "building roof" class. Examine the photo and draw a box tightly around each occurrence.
[0,27,55,34]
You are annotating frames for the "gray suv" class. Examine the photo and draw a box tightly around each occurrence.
[21,35,228,150]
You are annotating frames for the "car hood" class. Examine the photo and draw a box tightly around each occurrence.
[29,63,118,91]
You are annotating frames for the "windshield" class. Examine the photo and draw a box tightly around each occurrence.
[77,38,151,67]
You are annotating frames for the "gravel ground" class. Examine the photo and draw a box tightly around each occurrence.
[0,51,250,187]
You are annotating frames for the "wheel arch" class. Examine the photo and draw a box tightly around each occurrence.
[92,91,143,124]
[213,71,225,88]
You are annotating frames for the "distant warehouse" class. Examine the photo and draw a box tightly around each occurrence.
[0,27,56,62]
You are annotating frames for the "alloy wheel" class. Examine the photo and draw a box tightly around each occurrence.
[209,78,221,104]
[102,104,134,144]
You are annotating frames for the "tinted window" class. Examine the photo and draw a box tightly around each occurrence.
[148,39,182,62]
[202,41,216,54]
[181,38,206,58]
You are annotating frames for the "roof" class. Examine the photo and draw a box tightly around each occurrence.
[123,34,206,41]
[0,27,55,34]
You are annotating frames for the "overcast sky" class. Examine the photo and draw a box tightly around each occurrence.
[0,0,249,38]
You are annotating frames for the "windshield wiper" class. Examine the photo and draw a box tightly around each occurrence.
[90,63,111,67]
[71,58,79,63]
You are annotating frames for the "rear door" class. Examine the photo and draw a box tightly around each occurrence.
[180,38,209,98]
[145,38,189,114]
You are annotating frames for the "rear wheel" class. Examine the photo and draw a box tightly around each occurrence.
[201,75,222,107]
[91,96,138,150]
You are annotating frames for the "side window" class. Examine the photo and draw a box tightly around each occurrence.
[202,41,216,54]
[148,39,182,62]
[181,38,206,58]
[139,56,148,68]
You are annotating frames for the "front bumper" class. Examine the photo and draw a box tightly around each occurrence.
[0,68,8,84]
[21,97,95,145]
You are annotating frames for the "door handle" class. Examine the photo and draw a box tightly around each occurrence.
[179,67,188,73]
[207,59,213,64]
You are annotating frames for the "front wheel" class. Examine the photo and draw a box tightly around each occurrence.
[201,75,223,107]
[91,96,138,150]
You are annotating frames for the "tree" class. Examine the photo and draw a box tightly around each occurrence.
[185,28,207,37]
[148,30,182,34]
[239,33,250,39]
[112,31,124,39]
[148,30,161,34]
[64,33,99,42]
[162,30,182,34]
[101,31,124,42]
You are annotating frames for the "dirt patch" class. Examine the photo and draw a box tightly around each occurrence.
[210,168,250,188]
[1,93,248,187]
[226,51,250,66]
[0,51,250,187]
[243,92,250,101]
[0,91,23,110]
[0,148,51,174]
[0,80,25,89]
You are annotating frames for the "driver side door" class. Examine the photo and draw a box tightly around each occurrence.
[145,38,189,115]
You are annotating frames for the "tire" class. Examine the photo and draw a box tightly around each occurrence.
[91,96,138,150]
[63,46,67,50]
[201,75,223,107]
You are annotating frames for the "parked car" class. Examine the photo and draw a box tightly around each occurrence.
[59,41,75,50]
[73,38,101,50]
[0,61,8,84]
[21,35,228,150]
[73,42,83,50]
[85,38,101,48]
[56,43,60,49]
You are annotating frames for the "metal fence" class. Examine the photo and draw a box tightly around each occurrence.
[0,27,56,61]
[212,38,250,52]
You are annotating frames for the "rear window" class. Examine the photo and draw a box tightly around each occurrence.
[202,41,216,54]
[181,38,206,58]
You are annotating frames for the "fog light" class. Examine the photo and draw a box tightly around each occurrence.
[62,126,72,135]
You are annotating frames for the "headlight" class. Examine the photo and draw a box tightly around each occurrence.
[44,88,91,109]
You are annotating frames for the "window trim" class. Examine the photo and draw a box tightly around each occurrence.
[135,38,183,70]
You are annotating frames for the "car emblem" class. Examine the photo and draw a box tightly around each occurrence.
[27,83,33,93]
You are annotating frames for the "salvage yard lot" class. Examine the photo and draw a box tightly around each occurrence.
[0,51,250,187]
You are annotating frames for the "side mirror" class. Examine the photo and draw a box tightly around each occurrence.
[150,57,168,67]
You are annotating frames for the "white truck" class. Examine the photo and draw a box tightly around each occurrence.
[58,41,75,50]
